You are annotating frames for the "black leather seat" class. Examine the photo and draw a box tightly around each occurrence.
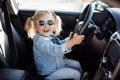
[0,8,31,80]
[0,68,30,80]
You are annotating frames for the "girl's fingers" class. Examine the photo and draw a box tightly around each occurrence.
[69,32,73,36]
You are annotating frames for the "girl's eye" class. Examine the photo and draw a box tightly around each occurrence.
[48,20,54,25]
[38,20,45,26]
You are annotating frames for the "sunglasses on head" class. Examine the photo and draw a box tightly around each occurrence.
[36,20,54,26]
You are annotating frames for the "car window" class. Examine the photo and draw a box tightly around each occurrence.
[14,0,94,12]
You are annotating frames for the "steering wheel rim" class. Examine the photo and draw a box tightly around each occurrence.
[73,2,95,35]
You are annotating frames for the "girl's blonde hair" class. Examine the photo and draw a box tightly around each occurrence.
[25,10,62,39]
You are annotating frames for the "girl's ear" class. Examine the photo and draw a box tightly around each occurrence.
[33,22,38,31]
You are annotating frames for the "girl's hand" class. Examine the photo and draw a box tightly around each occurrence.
[67,33,85,49]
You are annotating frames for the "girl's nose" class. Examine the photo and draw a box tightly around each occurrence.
[44,24,49,27]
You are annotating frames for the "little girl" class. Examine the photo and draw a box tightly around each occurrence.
[25,10,85,80]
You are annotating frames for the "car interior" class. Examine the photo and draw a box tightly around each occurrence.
[0,0,120,80]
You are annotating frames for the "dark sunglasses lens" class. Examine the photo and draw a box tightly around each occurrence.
[38,20,45,26]
[48,20,54,25]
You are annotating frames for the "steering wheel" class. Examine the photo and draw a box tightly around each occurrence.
[73,2,95,35]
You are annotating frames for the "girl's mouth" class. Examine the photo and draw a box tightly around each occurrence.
[43,29,50,33]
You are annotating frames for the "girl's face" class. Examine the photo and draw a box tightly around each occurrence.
[34,13,55,37]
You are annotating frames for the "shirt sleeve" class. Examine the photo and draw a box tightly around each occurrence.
[61,42,72,53]
[59,37,71,44]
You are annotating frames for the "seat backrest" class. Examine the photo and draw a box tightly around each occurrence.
[11,24,34,68]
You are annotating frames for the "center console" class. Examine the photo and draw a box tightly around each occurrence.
[93,31,120,80]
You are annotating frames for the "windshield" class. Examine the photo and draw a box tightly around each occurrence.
[15,0,109,12]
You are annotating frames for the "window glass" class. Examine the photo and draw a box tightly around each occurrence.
[14,0,109,12]
[15,0,94,12]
